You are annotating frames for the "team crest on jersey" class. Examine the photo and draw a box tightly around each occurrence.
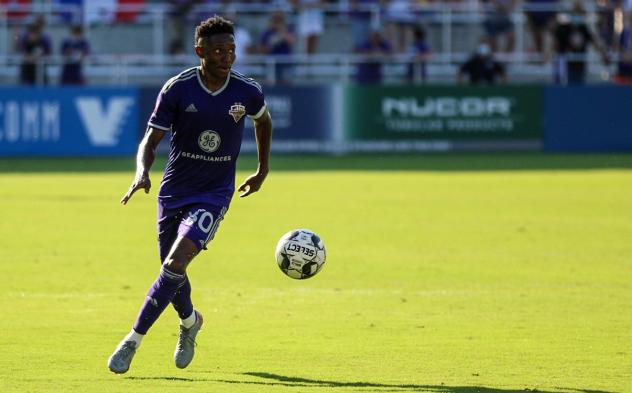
[229,102,246,123]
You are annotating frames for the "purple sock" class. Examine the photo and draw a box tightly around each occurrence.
[133,265,186,334]
[171,275,194,319]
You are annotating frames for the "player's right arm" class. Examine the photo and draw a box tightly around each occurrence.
[121,72,177,205]
[120,127,165,205]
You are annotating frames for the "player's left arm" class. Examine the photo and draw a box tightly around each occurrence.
[238,108,272,198]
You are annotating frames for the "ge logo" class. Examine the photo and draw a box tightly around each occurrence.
[198,130,221,153]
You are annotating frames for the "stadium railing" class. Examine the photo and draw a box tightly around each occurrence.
[0,2,621,85]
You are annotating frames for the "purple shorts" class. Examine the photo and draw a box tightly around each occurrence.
[157,203,228,262]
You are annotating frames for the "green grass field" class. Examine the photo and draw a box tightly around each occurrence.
[0,154,631,393]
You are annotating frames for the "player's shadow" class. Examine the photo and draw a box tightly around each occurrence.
[125,376,200,382]
[214,372,615,393]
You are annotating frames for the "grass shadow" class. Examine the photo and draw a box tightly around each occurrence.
[1,153,631,173]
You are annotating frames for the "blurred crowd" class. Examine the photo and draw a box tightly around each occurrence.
[15,15,90,85]
[3,0,632,85]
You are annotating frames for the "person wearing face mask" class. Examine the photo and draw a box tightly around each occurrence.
[552,2,609,84]
[457,42,507,85]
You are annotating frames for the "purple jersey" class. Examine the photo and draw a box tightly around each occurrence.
[148,67,266,209]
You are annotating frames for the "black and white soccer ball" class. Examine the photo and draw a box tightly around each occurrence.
[275,229,326,279]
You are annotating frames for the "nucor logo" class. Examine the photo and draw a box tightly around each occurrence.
[382,97,512,117]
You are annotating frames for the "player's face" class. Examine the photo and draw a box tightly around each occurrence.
[196,34,236,79]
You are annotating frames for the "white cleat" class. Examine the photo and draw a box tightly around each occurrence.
[108,340,137,374]
[174,311,203,369]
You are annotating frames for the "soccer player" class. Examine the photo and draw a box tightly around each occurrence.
[107,15,272,374]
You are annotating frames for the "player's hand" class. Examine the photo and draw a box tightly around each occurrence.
[121,172,151,205]
[237,170,268,198]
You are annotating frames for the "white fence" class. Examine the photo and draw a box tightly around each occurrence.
[0,2,622,85]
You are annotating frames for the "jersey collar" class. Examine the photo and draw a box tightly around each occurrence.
[196,67,230,96]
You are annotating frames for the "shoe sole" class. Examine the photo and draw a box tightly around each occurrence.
[108,366,129,374]
[107,341,137,374]
[108,356,130,374]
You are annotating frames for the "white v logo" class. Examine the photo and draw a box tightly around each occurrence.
[75,97,134,146]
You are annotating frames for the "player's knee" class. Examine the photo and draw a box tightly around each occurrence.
[163,237,199,274]
[164,258,187,274]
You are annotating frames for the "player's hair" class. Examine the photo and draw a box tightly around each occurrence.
[195,15,235,44]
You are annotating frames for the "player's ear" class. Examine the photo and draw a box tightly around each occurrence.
[194,46,204,58]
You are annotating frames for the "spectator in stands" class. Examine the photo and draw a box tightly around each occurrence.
[16,17,52,85]
[457,42,507,84]
[60,25,90,85]
[384,0,416,53]
[349,0,380,50]
[225,9,255,73]
[482,0,517,53]
[552,3,609,85]
[596,0,619,51]
[406,25,431,83]
[355,29,392,84]
[524,0,558,56]
[260,10,296,84]
[614,11,632,83]
[168,0,203,55]
[292,0,325,54]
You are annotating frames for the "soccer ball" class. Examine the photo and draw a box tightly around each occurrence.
[275,229,326,279]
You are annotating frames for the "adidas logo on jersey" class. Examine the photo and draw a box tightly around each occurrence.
[185,103,198,112]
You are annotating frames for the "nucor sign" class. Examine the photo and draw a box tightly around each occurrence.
[382,97,512,118]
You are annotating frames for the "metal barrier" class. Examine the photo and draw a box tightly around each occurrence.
[0,2,624,85]
[0,52,618,86]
